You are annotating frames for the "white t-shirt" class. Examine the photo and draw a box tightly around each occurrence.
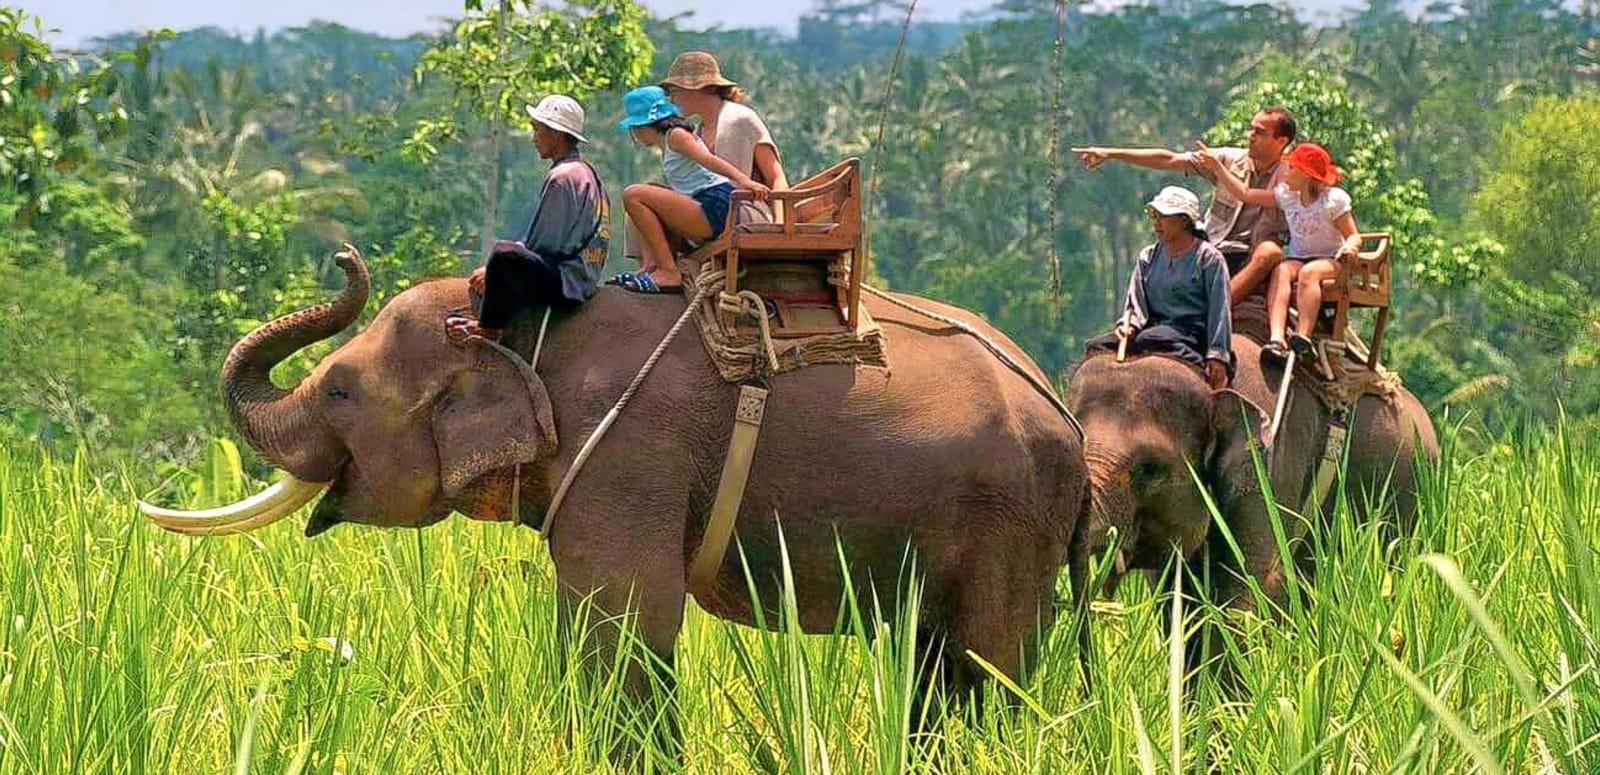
[1274,184,1352,259]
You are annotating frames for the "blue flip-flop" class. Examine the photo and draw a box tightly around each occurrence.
[606,271,638,287]
[619,271,682,295]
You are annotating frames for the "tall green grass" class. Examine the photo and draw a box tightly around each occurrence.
[0,424,1595,773]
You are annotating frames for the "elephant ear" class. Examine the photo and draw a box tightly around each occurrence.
[432,342,558,499]
[1208,389,1270,478]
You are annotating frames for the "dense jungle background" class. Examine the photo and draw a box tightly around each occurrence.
[5,0,1600,459]
[5,2,1600,773]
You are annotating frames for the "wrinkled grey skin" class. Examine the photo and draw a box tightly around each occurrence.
[208,252,1087,741]
[1067,334,1438,683]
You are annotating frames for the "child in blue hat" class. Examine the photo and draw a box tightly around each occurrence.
[613,85,770,293]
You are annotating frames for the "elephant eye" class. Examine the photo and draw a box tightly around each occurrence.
[326,386,350,400]
[1131,459,1165,484]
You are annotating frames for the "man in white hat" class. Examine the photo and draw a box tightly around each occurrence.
[1085,185,1234,389]
[1071,107,1297,343]
[451,94,610,342]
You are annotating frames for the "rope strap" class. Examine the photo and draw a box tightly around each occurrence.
[540,282,717,535]
[688,384,770,590]
[861,284,1085,441]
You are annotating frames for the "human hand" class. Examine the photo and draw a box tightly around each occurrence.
[1192,140,1220,170]
[1114,319,1137,339]
[468,267,487,295]
[1205,359,1229,390]
[1336,242,1360,261]
[743,181,772,201]
[1071,146,1108,171]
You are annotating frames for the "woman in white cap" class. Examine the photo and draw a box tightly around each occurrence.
[448,94,609,342]
[1086,185,1234,389]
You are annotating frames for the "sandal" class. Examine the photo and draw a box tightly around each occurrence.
[1260,340,1290,365]
[617,271,682,295]
[444,313,502,343]
[605,271,638,287]
[1288,334,1317,361]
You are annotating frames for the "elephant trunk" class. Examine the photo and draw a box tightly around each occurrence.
[220,245,369,481]
[1084,445,1136,578]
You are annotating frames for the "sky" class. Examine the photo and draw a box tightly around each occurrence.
[17,0,1361,47]
[17,0,1012,46]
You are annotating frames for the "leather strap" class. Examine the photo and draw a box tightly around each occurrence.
[689,384,769,590]
[1302,410,1349,515]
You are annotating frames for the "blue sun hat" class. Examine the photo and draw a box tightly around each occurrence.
[617,86,681,130]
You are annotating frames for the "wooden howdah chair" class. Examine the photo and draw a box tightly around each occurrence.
[1317,231,1392,369]
[684,157,863,337]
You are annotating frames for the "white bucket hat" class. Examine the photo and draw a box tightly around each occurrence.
[524,94,588,143]
[1145,185,1203,223]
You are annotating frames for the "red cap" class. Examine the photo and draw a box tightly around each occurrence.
[1284,143,1343,186]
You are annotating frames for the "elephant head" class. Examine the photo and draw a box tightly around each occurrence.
[1066,354,1268,587]
[140,247,558,536]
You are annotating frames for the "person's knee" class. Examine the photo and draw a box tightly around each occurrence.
[623,184,649,205]
[1252,240,1285,266]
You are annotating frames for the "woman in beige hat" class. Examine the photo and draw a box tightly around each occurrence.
[660,51,789,196]
[619,51,790,268]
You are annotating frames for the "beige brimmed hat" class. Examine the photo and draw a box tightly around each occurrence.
[524,94,588,143]
[1145,185,1203,222]
[659,51,738,91]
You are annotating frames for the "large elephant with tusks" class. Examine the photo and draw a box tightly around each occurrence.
[141,247,1089,745]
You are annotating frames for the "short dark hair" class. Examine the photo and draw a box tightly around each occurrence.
[1262,106,1297,143]
[644,115,695,135]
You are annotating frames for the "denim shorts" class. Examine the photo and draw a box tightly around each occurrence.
[692,182,735,240]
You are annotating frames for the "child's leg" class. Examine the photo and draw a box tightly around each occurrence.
[1266,259,1302,345]
[1294,259,1340,337]
[622,186,714,286]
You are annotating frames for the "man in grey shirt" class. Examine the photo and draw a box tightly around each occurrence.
[1086,186,1233,389]
[1071,106,1296,317]
[450,95,610,342]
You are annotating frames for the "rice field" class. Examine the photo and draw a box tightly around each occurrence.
[0,423,1596,773]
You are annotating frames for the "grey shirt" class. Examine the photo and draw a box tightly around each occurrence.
[1180,146,1288,258]
[523,150,606,303]
[1120,240,1233,363]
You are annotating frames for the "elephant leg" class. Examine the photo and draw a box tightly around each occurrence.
[549,495,689,767]
[940,540,1058,712]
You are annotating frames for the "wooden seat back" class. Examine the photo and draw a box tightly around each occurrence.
[684,158,864,337]
[1319,232,1392,369]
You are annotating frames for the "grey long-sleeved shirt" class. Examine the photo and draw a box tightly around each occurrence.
[522,150,606,303]
[1120,240,1233,363]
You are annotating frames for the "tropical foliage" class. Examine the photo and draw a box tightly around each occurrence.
[2,0,1597,446]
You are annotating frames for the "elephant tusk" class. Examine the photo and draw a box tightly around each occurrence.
[139,475,329,535]
[1114,549,1129,577]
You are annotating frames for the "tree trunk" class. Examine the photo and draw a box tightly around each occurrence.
[477,0,511,256]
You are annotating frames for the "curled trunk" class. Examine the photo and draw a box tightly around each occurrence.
[220,246,369,480]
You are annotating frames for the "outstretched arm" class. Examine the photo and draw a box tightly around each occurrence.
[1196,142,1276,208]
[1071,145,1191,173]
[668,128,770,200]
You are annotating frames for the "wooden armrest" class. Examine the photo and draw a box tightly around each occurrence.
[1355,232,1391,263]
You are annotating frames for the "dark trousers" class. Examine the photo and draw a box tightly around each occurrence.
[477,247,574,330]
[1085,323,1235,380]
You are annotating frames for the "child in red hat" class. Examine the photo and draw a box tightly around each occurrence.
[1201,141,1361,364]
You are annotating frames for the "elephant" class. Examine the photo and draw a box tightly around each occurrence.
[1065,333,1438,685]
[141,247,1089,743]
